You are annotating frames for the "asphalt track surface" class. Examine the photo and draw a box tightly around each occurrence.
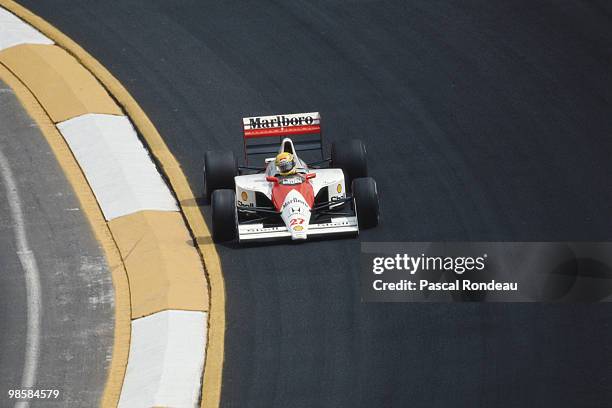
[18,1,612,407]
[0,80,114,407]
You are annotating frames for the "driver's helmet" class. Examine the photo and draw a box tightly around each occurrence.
[275,152,297,176]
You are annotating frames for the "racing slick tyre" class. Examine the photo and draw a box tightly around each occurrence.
[211,189,237,242]
[204,150,237,201]
[352,177,379,229]
[331,139,367,190]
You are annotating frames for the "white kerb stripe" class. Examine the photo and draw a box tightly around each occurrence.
[118,310,207,408]
[57,114,178,220]
[0,8,53,51]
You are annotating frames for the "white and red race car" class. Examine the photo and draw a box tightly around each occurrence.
[203,112,379,243]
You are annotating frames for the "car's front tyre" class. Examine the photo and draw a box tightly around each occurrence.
[203,150,237,201]
[352,177,379,229]
[331,139,368,190]
[211,189,237,242]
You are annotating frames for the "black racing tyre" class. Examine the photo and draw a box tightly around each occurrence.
[211,189,237,242]
[331,139,367,189]
[352,177,379,229]
[203,150,237,201]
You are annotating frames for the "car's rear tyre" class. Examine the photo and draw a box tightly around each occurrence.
[204,150,237,201]
[331,139,367,189]
[211,189,237,242]
[352,177,379,229]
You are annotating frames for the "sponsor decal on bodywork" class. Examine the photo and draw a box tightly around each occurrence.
[281,196,309,210]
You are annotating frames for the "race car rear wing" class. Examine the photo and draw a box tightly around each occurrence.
[242,112,323,164]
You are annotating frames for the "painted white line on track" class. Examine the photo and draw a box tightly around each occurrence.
[0,148,42,408]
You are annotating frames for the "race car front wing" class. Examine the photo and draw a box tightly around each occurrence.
[238,216,358,242]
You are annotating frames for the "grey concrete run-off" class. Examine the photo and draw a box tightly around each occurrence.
[0,80,114,407]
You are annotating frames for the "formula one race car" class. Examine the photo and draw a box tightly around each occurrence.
[203,112,379,243]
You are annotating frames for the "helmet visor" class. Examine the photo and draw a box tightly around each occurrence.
[278,159,294,173]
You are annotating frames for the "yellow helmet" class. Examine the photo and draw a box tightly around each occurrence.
[275,152,296,175]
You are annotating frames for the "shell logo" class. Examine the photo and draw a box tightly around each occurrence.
[294,225,304,231]
[241,191,248,201]
[337,184,342,193]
